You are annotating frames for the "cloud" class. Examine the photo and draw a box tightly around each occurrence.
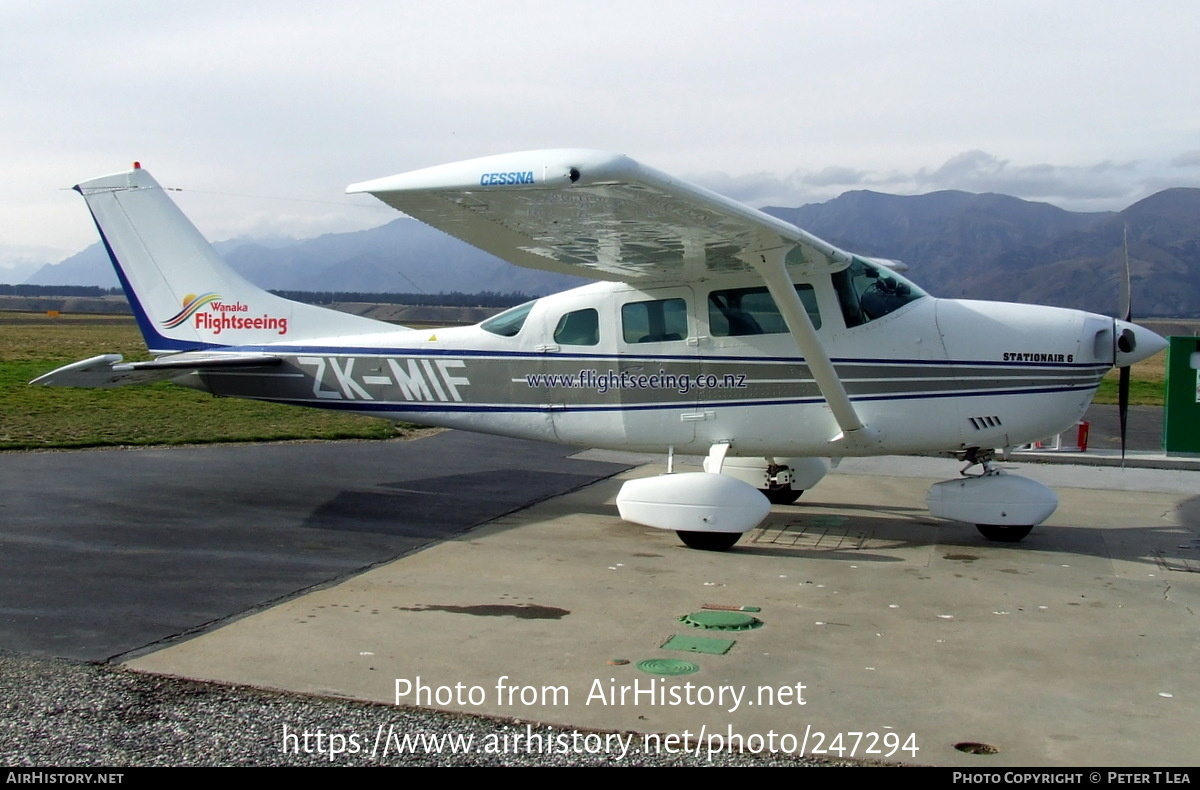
[687,150,1196,212]
[905,150,1137,203]
[800,166,871,188]
[685,171,806,208]
[8,2,1200,259]
[1171,150,1200,168]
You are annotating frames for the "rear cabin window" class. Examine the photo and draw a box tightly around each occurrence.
[707,285,821,336]
[621,298,688,344]
[553,308,599,346]
[480,300,536,337]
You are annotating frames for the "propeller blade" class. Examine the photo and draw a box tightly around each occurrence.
[1120,226,1132,322]
[1118,364,1130,462]
[1117,226,1132,463]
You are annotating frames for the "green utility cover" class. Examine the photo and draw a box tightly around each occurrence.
[637,658,701,675]
[679,610,763,631]
[661,634,736,655]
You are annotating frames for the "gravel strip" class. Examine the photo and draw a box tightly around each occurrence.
[1,653,851,767]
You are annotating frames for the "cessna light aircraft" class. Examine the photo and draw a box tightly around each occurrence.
[35,150,1167,550]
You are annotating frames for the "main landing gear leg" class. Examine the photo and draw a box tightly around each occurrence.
[703,456,829,505]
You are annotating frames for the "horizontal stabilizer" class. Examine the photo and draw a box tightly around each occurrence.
[32,352,281,388]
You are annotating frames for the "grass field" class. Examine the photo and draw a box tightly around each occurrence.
[1093,353,1167,406]
[0,312,1172,451]
[1,314,398,451]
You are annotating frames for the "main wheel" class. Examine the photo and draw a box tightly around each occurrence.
[676,530,742,551]
[976,524,1034,542]
[763,486,803,505]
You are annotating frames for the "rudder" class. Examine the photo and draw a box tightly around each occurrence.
[76,164,391,353]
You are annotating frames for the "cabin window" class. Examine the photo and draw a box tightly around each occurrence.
[621,298,688,344]
[708,284,821,336]
[831,259,926,328]
[553,308,600,346]
[480,300,537,337]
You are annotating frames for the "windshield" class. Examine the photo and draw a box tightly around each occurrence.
[832,258,926,328]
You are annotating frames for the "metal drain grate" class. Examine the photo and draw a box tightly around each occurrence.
[752,517,871,550]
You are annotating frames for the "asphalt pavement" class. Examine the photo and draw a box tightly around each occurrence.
[0,432,630,661]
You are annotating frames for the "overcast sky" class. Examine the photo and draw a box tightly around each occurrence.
[5,0,1199,277]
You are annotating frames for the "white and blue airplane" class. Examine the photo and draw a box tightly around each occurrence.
[34,150,1167,550]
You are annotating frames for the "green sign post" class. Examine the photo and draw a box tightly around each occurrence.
[1163,336,1200,456]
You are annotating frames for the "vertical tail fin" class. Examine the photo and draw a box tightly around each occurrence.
[76,165,392,353]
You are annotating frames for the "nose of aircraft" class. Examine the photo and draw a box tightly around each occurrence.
[1113,319,1168,367]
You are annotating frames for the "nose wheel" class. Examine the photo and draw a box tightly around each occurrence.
[964,453,1035,542]
[764,486,803,505]
[675,531,742,551]
[926,449,1057,543]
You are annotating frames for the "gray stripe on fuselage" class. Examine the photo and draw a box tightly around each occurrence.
[199,352,1106,411]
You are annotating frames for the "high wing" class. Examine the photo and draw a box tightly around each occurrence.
[346,149,856,283]
[349,149,878,445]
[32,352,282,388]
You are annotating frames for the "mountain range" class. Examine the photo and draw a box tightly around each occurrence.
[23,187,1200,317]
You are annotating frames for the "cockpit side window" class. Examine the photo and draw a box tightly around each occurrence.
[708,285,821,336]
[621,298,688,344]
[553,308,599,346]
[480,300,537,337]
[831,259,926,328]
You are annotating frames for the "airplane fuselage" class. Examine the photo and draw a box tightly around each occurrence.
[44,157,1169,546]
[183,267,1115,459]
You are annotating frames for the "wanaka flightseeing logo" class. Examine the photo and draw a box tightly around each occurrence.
[162,293,289,335]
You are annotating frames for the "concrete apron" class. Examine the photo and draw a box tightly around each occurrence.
[127,459,1200,767]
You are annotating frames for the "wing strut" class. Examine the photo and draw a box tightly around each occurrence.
[753,247,881,448]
